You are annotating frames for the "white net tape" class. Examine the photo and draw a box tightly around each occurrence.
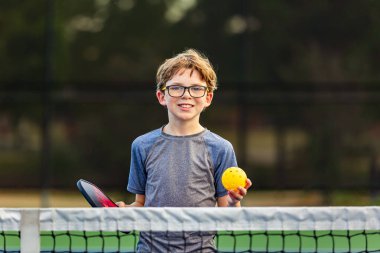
[2,206,380,232]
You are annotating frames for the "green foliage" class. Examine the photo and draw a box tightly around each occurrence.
[1,0,380,189]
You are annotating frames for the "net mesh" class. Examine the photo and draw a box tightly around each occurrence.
[1,207,380,253]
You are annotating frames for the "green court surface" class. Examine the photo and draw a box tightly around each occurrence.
[2,230,380,252]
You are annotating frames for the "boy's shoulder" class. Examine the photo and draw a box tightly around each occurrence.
[204,130,234,148]
[132,128,162,147]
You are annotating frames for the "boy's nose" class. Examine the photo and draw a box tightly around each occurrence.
[181,88,192,98]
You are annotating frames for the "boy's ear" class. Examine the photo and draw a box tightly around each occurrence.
[204,91,213,108]
[156,90,167,106]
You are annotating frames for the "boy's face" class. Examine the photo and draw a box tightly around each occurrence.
[156,68,213,124]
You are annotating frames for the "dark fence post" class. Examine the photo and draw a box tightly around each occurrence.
[370,149,379,201]
[41,0,54,207]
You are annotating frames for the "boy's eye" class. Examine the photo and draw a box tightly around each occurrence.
[169,86,183,91]
[191,86,204,91]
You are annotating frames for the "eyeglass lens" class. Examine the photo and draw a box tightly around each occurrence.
[167,86,207,98]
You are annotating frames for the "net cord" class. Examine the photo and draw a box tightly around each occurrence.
[1,207,380,232]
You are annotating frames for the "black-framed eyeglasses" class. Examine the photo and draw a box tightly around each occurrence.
[161,85,209,98]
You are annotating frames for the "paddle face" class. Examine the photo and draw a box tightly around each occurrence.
[77,179,118,208]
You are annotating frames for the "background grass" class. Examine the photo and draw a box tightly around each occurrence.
[1,189,380,208]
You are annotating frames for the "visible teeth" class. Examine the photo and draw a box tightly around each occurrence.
[179,104,192,108]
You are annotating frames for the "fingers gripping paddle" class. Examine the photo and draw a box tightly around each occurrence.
[76,179,118,208]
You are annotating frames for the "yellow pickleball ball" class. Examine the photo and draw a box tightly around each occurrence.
[222,167,247,191]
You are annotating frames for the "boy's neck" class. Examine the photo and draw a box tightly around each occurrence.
[163,122,204,136]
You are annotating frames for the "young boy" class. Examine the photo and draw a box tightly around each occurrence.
[117,49,252,252]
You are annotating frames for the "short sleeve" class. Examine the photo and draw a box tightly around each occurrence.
[127,138,147,195]
[213,142,238,197]
[204,132,238,197]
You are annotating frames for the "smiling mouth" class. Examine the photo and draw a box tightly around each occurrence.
[178,104,193,108]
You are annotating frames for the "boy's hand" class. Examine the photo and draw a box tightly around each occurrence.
[116,201,126,207]
[228,178,252,206]
[115,195,145,207]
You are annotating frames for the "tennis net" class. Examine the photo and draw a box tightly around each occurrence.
[1,207,380,252]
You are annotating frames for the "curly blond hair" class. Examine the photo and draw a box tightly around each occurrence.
[156,49,217,92]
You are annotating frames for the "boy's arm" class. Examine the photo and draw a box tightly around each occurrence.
[116,194,145,207]
[217,178,252,207]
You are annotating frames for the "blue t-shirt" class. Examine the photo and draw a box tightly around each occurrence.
[127,127,238,252]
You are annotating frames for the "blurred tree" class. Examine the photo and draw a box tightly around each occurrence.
[1,0,380,190]
[0,0,46,83]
